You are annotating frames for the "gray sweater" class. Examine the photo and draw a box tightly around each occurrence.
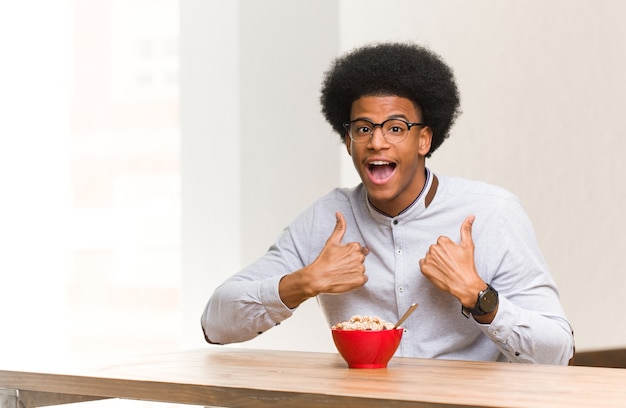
[202,171,574,364]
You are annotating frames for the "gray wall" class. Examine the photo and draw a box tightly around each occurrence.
[182,0,626,352]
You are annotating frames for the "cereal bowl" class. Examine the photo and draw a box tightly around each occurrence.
[331,328,403,368]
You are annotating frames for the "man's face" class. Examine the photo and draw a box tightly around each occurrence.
[345,95,432,217]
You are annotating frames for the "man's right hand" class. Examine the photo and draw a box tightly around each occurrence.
[278,212,369,308]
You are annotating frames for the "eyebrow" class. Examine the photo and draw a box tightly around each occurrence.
[351,114,413,122]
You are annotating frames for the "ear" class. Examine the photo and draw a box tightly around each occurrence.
[418,126,432,156]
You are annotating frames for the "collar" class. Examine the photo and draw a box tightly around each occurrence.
[365,168,439,223]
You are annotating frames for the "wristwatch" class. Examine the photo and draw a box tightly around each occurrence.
[462,284,499,319]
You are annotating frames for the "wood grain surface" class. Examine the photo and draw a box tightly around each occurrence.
[2,347,626,408]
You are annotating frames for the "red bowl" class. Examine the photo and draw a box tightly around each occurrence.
[331,328,403,368]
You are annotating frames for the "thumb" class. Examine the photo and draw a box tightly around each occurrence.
[460,215,476,247]
[326,212,346,245]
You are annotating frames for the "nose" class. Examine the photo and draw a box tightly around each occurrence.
[368,126,389,149]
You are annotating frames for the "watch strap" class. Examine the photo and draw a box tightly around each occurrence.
[461,284,498,319]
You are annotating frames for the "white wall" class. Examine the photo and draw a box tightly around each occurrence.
[182,0,626,352]
[180,0,340,351]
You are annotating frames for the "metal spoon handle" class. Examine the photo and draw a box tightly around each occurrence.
[394,303,418,328]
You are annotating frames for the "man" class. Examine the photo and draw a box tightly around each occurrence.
[201,42,574,364]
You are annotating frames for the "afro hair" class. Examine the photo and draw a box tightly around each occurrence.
[320,42,461,157]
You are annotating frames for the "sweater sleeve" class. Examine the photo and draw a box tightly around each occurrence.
[200,200,320,345]
[475,197,574,364]
[201,273,294,344]
[477,296,574,364]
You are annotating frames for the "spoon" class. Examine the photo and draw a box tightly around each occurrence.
[393,303,419,329]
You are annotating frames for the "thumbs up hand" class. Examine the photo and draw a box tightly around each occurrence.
[279,212,369,309]
[418,215,487,307]
[310,211,369,294]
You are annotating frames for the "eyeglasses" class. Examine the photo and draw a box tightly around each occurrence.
[342,118,426,144]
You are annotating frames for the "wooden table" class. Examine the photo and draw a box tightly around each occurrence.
[1,347,626,408]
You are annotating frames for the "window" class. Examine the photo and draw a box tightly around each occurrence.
[0,0,182,367]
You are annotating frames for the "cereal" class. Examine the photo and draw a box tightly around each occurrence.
[332,315,395,331]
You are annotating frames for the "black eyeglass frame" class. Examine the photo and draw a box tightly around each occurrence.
[342,118,426,144]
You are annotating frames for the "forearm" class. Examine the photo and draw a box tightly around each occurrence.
[278,269,317,309]
[201,276,293,345]
[481,297,574,365]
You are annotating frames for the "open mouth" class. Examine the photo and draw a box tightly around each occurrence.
[367,161,396,183]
